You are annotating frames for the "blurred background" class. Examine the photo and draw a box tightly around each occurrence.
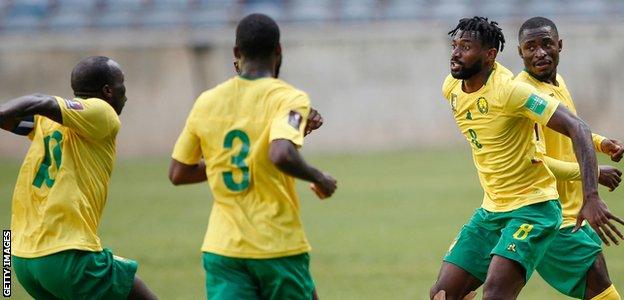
[1,0,623,299]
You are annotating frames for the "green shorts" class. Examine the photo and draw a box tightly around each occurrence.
[13,248,138,300]
[444,200,562,282]
[536,224,602,299]
[203,252,316,300]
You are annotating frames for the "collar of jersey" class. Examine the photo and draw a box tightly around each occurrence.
[237,74,273,81]
[523,68,561,89]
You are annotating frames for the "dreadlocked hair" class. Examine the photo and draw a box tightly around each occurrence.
[448,16,505,52]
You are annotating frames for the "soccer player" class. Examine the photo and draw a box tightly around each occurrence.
[429,16,624,300]
[168,13,337,299]
[0,56,157,299]
[516,17,623,300]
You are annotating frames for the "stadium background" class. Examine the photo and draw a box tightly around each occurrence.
[0,0,623,299]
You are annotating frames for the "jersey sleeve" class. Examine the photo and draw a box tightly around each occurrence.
[592,133,607,153]
[56,97,120,139]
[542,155,581,181]
[269,89,311,147]
[502,82,561,126]
[441,74,456,101]
[171,109,202,165]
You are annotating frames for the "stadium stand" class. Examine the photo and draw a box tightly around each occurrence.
[0,0,622,32]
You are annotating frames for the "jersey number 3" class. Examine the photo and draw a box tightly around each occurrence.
[33,131,63,188]
[222,129,251,192]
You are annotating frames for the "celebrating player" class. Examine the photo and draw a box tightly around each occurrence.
[169,13,337,299]
[429,16,624,300]
[516,17,623,300]
[0,56,157,299]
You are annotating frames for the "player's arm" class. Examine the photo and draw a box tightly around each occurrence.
[169,108,205,185]
[269,139,337,198]
[169,159,207,185]
[0,94,61,134]
[542,155,622,191]
[546,104,624,244]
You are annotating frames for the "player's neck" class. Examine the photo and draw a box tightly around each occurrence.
[462,65,493,93]
[239,60,275,79]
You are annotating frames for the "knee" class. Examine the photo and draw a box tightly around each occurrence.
[483,278,523,300]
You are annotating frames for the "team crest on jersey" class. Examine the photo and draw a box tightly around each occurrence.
[288,111,303,129]
[476,97,488,114]
[64,98,84,110]
[450,93,458,112]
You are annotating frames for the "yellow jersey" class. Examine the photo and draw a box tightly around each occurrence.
[11,97,120,258]
[516,70,606,227]
[442,62,561,212]
[172,76,312,259]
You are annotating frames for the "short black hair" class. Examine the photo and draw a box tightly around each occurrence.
[518,17,558,42]
[448,16,505,52]
[71,56,121,95]
[235,13,280,60]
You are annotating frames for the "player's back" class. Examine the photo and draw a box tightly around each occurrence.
[181,76,312,258]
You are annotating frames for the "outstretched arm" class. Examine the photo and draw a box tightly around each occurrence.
[546,104,624,245]
[0,94,62,130]
[168,159,207,185]
[269,139,337,198]
[542,156,622,191]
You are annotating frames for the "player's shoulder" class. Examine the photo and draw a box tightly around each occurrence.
[555,73,568,88]
[442,74,460,99]
[268,79,310,106]
[513,70,533,84]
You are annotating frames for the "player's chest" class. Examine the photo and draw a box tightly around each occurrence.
[449,91,505,130]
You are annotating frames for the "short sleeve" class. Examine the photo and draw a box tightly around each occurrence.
[442,74,456,101]
[56,97,120,139]
[171,113,202,165]
[592,133,607,153]
[502,81,560,126]
[269,90,310,147]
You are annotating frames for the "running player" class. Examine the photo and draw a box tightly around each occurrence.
[169,14,337,299]
[516,16,623,300]
[430,16,624,300]
[0,56,156,299]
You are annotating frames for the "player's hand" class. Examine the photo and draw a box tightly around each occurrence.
[310,172,337,199]
[599,165,622,191]
[305,108,323,136]
[601,139,624,162]
[575,194,624,246]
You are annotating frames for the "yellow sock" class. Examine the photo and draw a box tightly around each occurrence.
[591,285,621,300]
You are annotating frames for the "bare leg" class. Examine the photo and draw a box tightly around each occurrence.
[128,275,158,300]
[585,253,613,299]
[430,262,483,300]
[482,255,526,300]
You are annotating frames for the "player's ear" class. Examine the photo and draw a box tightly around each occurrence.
[275,43,282,56]
[486,48,497,62]
[102,84,113,100]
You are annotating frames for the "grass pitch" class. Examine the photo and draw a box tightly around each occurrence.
[1,149,623,299]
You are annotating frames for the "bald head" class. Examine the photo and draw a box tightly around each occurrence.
[71,56,127,114]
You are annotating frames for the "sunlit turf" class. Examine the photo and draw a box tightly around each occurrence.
[1,150,623,299]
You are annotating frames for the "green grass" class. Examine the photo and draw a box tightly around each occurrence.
[1,150,623,299]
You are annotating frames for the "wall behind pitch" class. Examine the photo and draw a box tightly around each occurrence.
[0,19,622,158]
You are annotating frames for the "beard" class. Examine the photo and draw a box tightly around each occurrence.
[451,57,483,80]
